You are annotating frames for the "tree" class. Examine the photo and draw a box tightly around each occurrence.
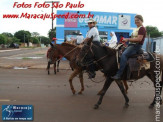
[0,34,7,44]
[48,27,56,40]
[12,37,20,44]
[14,30,31,43]
[146,26,162,38]
[2,32,13,37]
[31,37,40,44]
[161,31,163,36]
[31,32,40,37]
[40,36,50,45]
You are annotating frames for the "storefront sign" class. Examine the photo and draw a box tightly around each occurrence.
[78,12,118,28]
[64,13,78,27]
[118,15,131,29]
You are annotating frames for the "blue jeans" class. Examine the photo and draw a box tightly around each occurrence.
[116,44,142,76]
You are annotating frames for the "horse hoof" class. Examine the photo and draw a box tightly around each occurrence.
[72,90,76,95]
[78,92,82,94]
[124,103,129,108]
[57,70,59,72]
[149,104,154,109]
[94,104,99,109]
[48,71,50,75]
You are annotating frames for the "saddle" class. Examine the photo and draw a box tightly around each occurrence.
[128,49,155,62]
[116,44,155,79]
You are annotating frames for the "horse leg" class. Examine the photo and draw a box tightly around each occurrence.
[78,72,84,94]
[94,77,113,109]
[54,62,56,74]
[47,61,50,75]
[57,60,60,72]
[115,80,129,107]
[123,80,129,94]
[97,89,103,95]
[146,70,163,108]
[69,69,80,94]
[97,79,108,95]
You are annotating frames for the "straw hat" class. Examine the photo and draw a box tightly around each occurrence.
[87,18,97,24]
[79,32,82,35]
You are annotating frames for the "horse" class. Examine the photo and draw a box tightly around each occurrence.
[46,48,61,75]
[48,42,129,95]
[48,43,84,94]
[77,41,163,109]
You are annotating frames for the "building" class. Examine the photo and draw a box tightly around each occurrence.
[56,10,137,44]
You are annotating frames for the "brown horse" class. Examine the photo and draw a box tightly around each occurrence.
[48,43,84,94]
[48,42,129,95]
[77,42,162,109]
[46,48,61,75]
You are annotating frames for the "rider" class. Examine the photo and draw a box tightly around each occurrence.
[108,32,118,48]
[103,31,117,48]
[82,18,100,78]
[76,32,84,45]
[51,38,57,45]
[112,15,146,80]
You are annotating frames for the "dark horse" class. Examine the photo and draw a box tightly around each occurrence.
[77,42,163,109]
[47,48,61,75]
[48,42,129,95]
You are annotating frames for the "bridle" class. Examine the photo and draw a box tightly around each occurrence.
[79,43,109,67]
[80,44,94,66]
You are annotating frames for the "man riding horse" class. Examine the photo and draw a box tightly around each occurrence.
[82,18,101,79]
[112,15,146,80]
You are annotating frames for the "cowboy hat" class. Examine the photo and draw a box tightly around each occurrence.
[87,18,97,24]
[79,32,82,35]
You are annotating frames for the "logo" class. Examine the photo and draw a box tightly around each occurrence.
[2,105,33,121]
[121,17,128,25]
[118,15,131,29]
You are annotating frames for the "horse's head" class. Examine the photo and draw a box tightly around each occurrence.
[77,43,94,67]
[47,43,58,63]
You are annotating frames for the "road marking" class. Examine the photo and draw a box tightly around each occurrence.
[0,49,21,53]
[0,99,11,102]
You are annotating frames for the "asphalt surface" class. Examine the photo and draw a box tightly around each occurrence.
[0,69,162,122]
[0,48,48,58]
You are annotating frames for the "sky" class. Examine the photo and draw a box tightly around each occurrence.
[0,0,163,37]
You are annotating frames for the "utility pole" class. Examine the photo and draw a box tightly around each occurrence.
[24,34,26,47]
[45,1,59,40]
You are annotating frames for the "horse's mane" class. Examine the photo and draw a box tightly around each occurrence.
[104,46,116,55]
[61,42,77,48]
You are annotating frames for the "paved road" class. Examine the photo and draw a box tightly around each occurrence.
[0,48,48,58]
[0,69,162,122]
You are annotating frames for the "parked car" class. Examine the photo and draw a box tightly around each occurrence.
[9,43,19,48]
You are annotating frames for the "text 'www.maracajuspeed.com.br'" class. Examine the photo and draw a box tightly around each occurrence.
[3,12,94,20]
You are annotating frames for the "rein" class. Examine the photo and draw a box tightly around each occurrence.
[80,43,109,67]
[55,46,79,62]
